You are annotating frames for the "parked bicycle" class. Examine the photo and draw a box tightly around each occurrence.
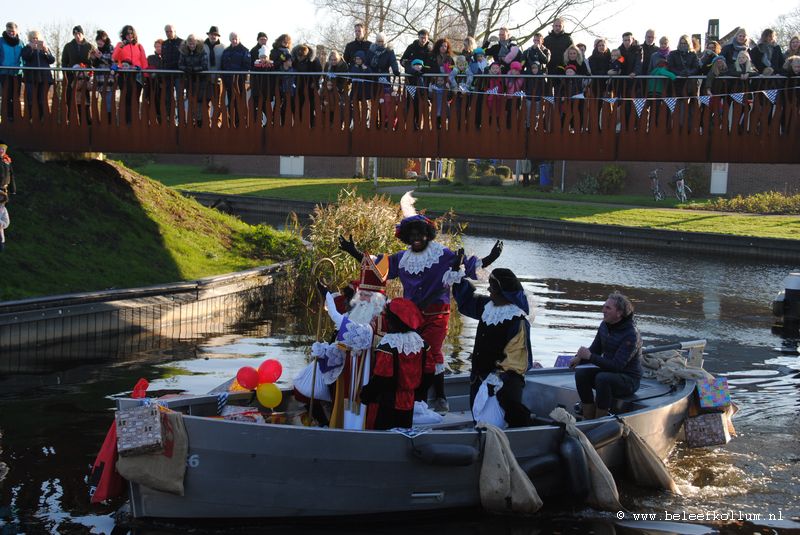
[671,168,691,202]
[648,167,665,201]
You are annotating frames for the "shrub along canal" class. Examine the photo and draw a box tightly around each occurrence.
[0,235,798,533]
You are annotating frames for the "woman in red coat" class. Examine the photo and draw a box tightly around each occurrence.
[112,25,147,125]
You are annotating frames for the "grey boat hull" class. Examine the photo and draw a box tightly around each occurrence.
[120,368,692,519]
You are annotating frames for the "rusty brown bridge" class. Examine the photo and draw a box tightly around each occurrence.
[1,69,798,162]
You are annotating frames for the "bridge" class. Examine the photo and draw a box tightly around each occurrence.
[1,69,798,163]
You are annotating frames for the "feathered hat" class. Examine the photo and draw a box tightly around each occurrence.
[395,191,436,239]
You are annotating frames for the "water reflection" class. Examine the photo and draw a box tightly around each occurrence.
[1,236,799,533]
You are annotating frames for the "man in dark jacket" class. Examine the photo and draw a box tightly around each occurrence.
[291,43,322,125]
[221,32,251,126]
[543,18,573,74]
[343,23,371,66]
[250,32,268,65]
[570,292,642,419]
[641,29,657,75]
[61,26,92,117]
[618,32,642,76]
[401,29,434,72]
[161,25,183,120]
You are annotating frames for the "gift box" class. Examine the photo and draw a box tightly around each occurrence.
[697,377,731,409]
[115,405,165,457]
[684,412,731,448]
[554,355,573,368]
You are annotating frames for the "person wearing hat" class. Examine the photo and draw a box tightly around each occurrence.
[339,192,503,414]
[448,260,533,428]
[203,26,225,123]
[569,292,642,420]
[0,143,16,197]
[359,297,427,430]
[61,25,92,120]
[400,29,433,73]
[0,190,8,253]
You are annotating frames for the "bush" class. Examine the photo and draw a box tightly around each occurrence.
[116,153,155,168]
[682,164,709,196]
[495,165,512,179]
[437,178,453,186]
[467,162,478,176]
[571,173,599,194]
[596,164,626,194]
[476,160,495,175]
[478,175,504,186]
[697,191,800,214]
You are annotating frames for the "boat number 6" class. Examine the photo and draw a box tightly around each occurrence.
[187,454,200,468]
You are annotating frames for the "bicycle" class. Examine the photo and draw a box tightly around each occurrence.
[671,168,691,202]
[648,167,665,201]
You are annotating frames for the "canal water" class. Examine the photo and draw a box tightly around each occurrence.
[1,235,799,534]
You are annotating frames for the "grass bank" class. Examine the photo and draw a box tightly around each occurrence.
[137,163,800,241]
[1,155,302,300]
[136,163,416,202]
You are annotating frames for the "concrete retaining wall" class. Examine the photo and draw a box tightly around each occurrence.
[0,262,293,371]
[186,191,800,263]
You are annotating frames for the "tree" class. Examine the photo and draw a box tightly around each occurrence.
[313,0,431,45]
[774,5,800,44]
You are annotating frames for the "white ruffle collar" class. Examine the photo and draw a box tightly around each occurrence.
[380,331,425,355]
[481,301,526,326]
[398,241,445,275]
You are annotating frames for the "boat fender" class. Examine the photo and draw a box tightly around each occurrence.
[584,420,624,450]
[520,453,561,478]
[559,435,590,500]
[413,443,480,466]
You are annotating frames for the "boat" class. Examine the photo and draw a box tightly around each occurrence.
[116,343,703,520]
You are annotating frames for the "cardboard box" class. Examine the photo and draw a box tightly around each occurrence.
[684,412,731,448]
[115,405,165,457]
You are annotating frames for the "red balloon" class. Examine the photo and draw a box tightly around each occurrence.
[258,359,283,384]
[236,366,259,390]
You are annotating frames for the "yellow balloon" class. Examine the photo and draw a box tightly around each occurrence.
[256,383,282,409]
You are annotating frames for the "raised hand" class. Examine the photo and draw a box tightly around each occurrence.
[316,279,329,299]
[481,240,504,267]
[337,234,362,261]
[451,247,465,270]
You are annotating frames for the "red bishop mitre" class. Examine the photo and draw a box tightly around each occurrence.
[359,253,389,294]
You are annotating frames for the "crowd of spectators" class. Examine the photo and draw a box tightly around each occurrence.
[1,18,799,129]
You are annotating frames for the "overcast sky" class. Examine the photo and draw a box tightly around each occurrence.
[4,0,798,54]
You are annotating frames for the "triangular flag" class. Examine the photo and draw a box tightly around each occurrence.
[570,93,585,99]
[459,83,469,92]
[326,72,336,79]
[544,96,555,104]
[603,97,618,105]
[378,77,389,85]
[698,95,711,107]
[664,97,677,113]
[514,90,526,97]
[763,89,778,104]
[487,86,499,94]
[731,92,744,105]
[406,85,417,98]
[634,98,647,117]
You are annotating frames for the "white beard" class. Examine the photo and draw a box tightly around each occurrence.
[348,290,387,324]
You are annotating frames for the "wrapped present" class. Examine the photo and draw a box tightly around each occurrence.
[554,355,573,368]
[697,377,731,409]
[684,412,731,448]
[115,405,165,457]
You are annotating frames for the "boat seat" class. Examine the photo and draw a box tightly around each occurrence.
[419,410,475,430]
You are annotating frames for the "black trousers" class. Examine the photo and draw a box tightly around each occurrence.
[575,366,639,410]
[470,370,531,428]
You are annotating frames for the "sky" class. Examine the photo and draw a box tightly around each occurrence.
[4,0,798,56]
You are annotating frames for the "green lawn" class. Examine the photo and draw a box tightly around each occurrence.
[136,163,416,202]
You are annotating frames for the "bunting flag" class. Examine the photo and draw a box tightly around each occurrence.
[487,86,499,94]
[571,93,585,99]
[664,97,677,113]
[634,98,647,117]
[326,72,337,79]
[378,77,389,85]
[698,95,711,107]
[544,96,555,105]
[763,89,778,104]
[730,92,745,105]
[459,83,470,92]
[513,90,526,97]
[603,97,618,105]
[406,85,417,98]
[217,392,229,415]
